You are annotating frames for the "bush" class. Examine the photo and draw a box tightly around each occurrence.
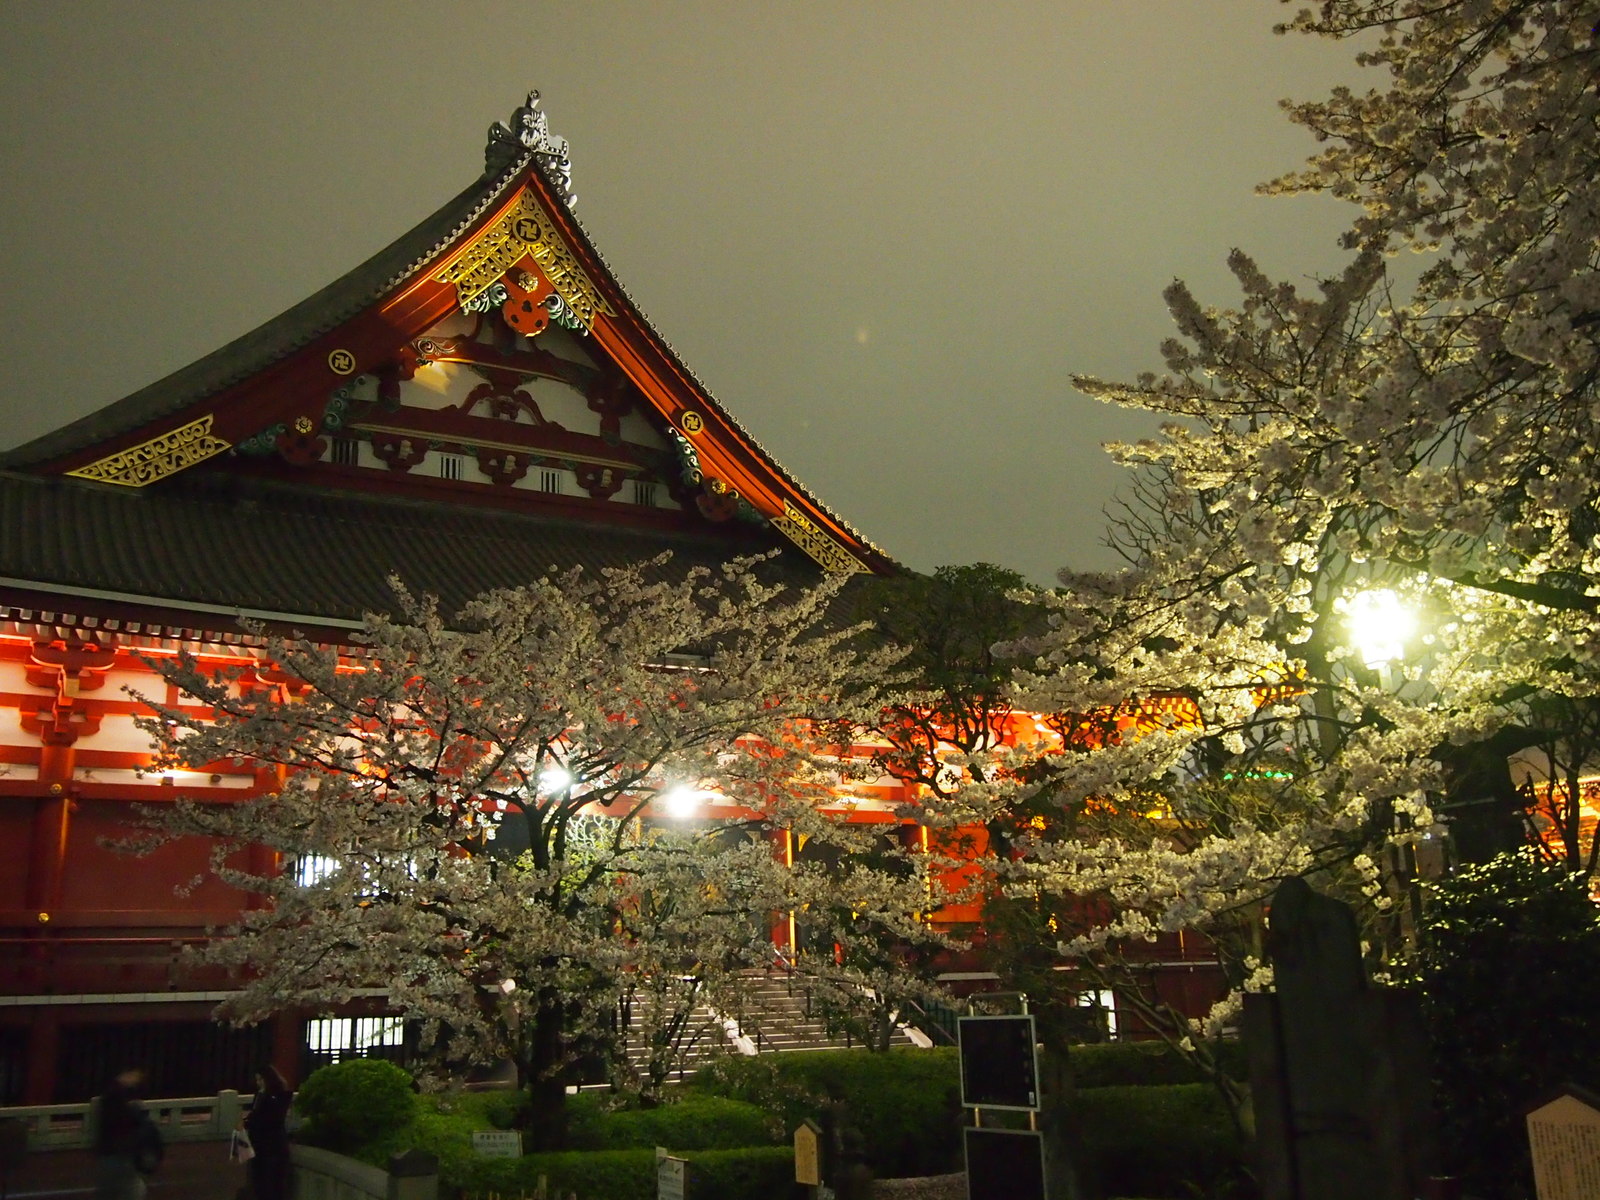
[691,1048,962,1177]
[568,1096,779,1151]
[447,1146,796,1200]
[1399,852,1600,1198]
[294,1058,417,1153]
[1070,1038,1246,1088]
[1077,1083,1243,1197]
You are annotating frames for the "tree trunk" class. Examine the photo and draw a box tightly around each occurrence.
[518,991,572,1150]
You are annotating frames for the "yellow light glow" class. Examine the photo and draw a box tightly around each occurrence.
[1347,588,1415,668]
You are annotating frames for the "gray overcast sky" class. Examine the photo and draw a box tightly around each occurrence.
[0,2,1365,584]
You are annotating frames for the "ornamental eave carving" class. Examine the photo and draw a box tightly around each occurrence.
[65,415,231,487]
[436,190,614,332]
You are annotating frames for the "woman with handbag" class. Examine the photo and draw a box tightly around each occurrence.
[241,1066,293,1200]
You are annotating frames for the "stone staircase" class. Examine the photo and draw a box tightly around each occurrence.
[612,969,930,1088]
[716,969,920,1054]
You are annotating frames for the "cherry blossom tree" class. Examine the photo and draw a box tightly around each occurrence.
[968,0,1600,1117]
[127,555,943,1139]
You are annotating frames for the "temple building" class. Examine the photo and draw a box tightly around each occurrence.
[0,95,1220,1103]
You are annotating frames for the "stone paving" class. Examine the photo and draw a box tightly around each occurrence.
[5,1140,234,1200]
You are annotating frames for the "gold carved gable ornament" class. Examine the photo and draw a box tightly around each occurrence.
[66,415,232,487]
[773,501,870,575]
[436,190,614,331]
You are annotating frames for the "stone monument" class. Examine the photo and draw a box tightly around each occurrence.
[1244,876,1438,1200]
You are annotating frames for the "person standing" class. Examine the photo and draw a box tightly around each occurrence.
[242,1066,293,1200]
[92,1068,148,1200]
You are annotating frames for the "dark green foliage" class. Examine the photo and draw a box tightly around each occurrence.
[1398,852,1600,1199]
[692,1048,963,1177]
[294,1058,417,1152]
[448,1146,795,1200]
[451,1147,655,1200]
[1070,1039,1247,1088]
[567,1096,778,1151]
[682,1147,798,1200]
[854,563,1032,697]
[1076,1084,1243,1197]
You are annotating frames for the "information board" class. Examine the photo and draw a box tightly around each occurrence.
[1527,1089,1600,1200]
[963,1128,1045,1200]
[958,1014,1040,1110]
[656,1146,687,1200]
[794,1120,822,1186]
[471,1130,522,1158]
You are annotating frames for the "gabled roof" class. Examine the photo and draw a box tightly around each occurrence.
[0,468,805,641]
[1,93,896,578]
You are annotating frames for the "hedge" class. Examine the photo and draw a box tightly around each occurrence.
[690,1048,963,1177]
[449,1145,796,1200]
[1069,1039,1247,1088]
[1076,1083,1243,1197]
[567,1096,779,1151]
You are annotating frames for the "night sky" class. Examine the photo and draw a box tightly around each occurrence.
[1,3,1366,584]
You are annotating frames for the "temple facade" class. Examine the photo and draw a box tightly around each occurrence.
[0,96,1220,1103]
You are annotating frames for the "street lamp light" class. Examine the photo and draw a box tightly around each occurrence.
[1346,588,1416,671]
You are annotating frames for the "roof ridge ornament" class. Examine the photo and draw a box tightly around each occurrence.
[485,90,575,209]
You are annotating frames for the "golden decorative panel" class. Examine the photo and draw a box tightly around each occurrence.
[772,500,870,575]
[436,190,614,331]
[66,415,231,487]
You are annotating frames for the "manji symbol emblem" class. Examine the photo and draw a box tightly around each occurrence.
[327,349,357,375]
[66,415,232,487]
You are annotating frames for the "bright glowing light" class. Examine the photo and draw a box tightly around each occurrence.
[1346,588,1416,669]
[540,766,574,793]
[661,785,705,818]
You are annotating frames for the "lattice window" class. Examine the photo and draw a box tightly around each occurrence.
[294,854,339,888]
[633,480,658,507]
[331,438,358,467]
[303,1017,406,1064]
[439,454,463,481]
[539,469,562,494]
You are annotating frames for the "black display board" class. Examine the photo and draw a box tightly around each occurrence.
[963,1128,1045,1200]
[958,1014,1040,1110]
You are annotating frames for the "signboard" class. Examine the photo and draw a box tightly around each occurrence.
[794,1120,822,1186]
[958,1014,1040,1110]
[656,1146,687,1200]
[964,1128,1045,1200]
[471,1130,523,1158]
[1527,1088,1600,1200]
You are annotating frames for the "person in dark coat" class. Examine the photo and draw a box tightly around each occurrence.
[93,1068,148,1200]
[242,1065,293,1200]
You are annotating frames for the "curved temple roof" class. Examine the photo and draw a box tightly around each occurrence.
[1,93,896,581]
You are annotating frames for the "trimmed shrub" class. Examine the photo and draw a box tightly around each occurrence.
[294,1058,417,1152]
[1070,1038,1246,1088]
[568,1096,779,1151]
[691,1048,962,1177]
[447,1145,795,1200]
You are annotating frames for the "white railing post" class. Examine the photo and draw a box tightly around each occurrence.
[386,1149,438,1200]
[216,1089,242,1137]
